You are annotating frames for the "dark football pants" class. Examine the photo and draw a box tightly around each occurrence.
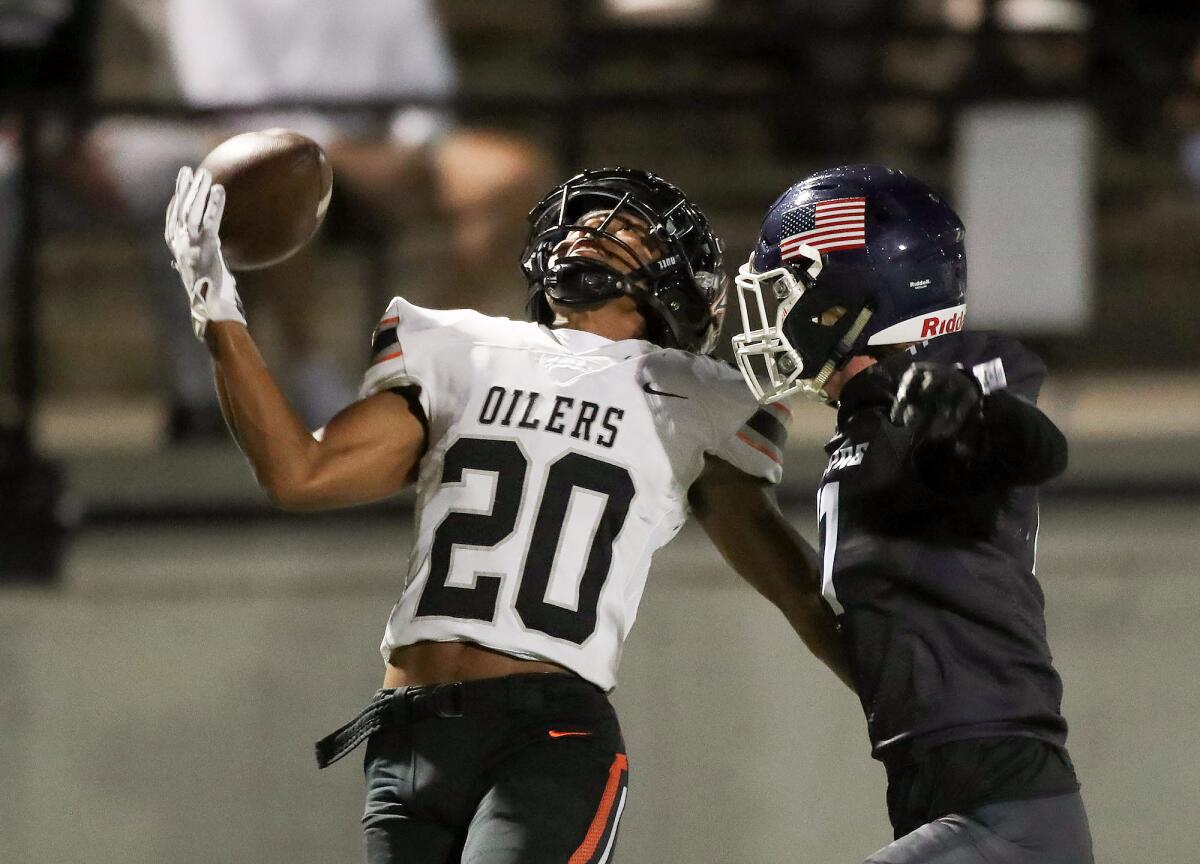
[353,674,628,864]
[863,791,1094,864]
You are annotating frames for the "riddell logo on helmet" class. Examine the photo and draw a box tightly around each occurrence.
[921,310,965,338]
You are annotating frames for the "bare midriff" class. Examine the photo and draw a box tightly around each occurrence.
[383,640,572,689]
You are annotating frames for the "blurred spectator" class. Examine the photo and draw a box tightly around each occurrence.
[89,0,548,436]
[1,0,106,401]
[1167,41,1200,195]
[1,0,97,95]
[885,0,1090,156]
[0,0,101,579]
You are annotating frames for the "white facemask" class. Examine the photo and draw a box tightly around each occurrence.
[730,245,833,404]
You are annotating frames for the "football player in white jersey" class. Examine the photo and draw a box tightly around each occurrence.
[165,165,849,864]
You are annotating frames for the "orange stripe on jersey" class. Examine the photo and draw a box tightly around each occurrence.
[737,431,781,464]
[765,401,792,423]
[569,752,629,864]
[372,316,400,340]
[371,349,404,366]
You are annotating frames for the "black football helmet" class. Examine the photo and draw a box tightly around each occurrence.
[521,167,727,354]
[732,164,967,403]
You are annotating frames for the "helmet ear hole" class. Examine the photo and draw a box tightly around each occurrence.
[815,304,848,327]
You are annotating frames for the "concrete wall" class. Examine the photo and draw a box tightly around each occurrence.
[2,500,1198,863]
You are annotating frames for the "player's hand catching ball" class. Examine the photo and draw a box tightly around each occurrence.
[164,166,245,342]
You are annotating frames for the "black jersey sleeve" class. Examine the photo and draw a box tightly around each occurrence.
[976,388,1068,485]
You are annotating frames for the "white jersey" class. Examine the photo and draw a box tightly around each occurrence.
[361,299,789,691]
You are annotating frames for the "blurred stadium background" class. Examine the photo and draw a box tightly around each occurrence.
[2,1,1199,861]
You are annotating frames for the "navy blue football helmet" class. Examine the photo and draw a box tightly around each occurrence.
[522,167,727,354]
[732,165,967,403]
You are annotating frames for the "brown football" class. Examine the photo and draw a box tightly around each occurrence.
[198,128,333,270]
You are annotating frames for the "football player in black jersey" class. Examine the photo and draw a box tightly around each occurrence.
[732,165,1094,863]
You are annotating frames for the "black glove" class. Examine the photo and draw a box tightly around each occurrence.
[892,362,985,489]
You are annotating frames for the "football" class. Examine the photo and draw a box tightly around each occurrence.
[198,128,333,270]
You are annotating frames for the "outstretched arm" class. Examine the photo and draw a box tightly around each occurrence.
[207,322,426,510]
[166,166,426,511]
[689,455,854,690]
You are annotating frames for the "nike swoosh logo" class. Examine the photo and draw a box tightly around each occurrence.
[548,730,593,738]
[642,382,688,399]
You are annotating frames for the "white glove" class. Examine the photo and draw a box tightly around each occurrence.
[164,166,245,341]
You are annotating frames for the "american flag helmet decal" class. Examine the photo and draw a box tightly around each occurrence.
[779,197,866,259]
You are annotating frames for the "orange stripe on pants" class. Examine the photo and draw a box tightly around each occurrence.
[568,752,629,864]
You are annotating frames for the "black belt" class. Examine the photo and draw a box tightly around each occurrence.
[314,672,603,769]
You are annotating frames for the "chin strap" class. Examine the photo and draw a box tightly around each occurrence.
[543,259,631,308]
